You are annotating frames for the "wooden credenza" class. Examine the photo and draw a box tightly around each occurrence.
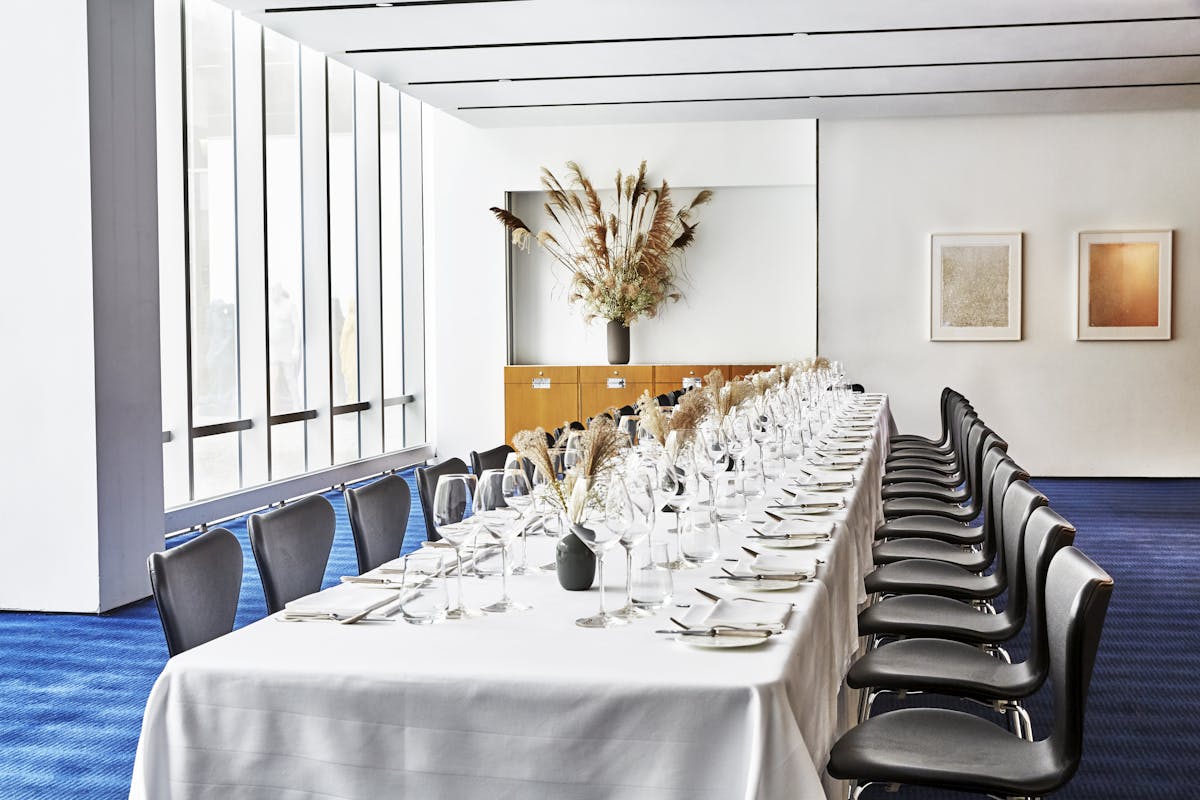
[503,364,774,443]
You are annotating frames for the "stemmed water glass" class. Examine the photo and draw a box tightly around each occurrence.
[695,428,727,506]
[570,493,629,629]
[659,438,699,570]
[474,469,533,613]
[611,476,652,620]
[431,473,482,620]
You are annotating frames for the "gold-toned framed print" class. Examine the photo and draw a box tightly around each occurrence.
[930,233,1022,341]
[1076,230,1172,340]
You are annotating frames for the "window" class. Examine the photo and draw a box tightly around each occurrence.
[161,0,425,511]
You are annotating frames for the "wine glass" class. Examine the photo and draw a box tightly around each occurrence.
[571,495,629,629]
[659,447,699,570]
[609,477,651,620]
[431,474,482,619]
[695,428,726,506]
[563,431,584,471]
[474,469,531,613]
[499,463,536,573]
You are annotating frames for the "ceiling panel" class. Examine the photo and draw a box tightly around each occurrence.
[214,0,1200,125]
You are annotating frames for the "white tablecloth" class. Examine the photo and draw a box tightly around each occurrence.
[131,399,888,800]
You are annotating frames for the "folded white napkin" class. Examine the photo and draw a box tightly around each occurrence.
[756,519,834,538]
[284,583,403,619]
[749,553,817,577]
[682,598,792,630]
[791,473,854,490]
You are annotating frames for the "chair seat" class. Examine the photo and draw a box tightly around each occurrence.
[827,708,1062,796]
[889,433,944,447]
[881,468,961,488]
[887,448,957,466]
[872,538,991,570]
[864,559,1002,601]
[858,593,1015,644]
[880,481,969,503]
[846,638,1038,701]
[888,441,954,458]
[883,497,977,523]
[874,515,983,545]
[885,457,959,475]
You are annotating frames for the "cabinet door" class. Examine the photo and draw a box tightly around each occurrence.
[504,367,580,443]
[653,365,727,396]
[728,364,775,380]
[579,366,655,420]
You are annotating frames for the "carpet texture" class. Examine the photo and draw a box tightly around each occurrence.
[0,476,1194,799]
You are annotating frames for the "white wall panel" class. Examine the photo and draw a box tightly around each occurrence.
[819,110,1200,476]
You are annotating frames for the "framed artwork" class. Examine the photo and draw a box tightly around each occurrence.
[1077,230,1172,340]
[930,233,1022,341]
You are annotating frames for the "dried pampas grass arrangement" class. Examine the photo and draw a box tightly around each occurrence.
[489,161,712,326]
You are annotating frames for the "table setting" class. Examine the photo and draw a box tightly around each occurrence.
[131,361,889,800]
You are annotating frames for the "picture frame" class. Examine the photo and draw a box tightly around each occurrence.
[1076,230,1172,341]
[930,233,1023,341]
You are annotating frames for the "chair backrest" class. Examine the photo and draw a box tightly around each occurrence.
[978,449,1027,563]
[961,423,1007,515]
[416,457,469,541]
[148,528,242,657]
[655,393,672,407]
[1044,547,1114,787]
[248,495,336,614]
[996,480,1052,629]
[344,475,411,575]
[1010,505,1078,692]
[470,444,513,477]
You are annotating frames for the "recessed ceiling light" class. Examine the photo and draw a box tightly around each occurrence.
[792,31,808,37]
[809,96,822,100]
[498,78,512,83]
[375,2,395,6]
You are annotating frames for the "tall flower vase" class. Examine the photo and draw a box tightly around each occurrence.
[606,320,630,365]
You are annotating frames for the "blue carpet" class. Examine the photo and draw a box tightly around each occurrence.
[0,469,426,800]
[0,477,1194,799]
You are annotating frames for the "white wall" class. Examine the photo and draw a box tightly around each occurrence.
[0,2,99,611]
[510,184,815,364]
[819,110,1200,476]
[422,114,815,460]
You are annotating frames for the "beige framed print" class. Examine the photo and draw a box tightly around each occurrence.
[930,233,1022,341]
[1076,230,1172,340]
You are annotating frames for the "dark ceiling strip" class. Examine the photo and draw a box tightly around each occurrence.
[409,52,1200,86]
[349,32,794,54]
[266,0,528,12]
[805,15,1200,36]
[346,14,1200,54]
[457,80,1200,110]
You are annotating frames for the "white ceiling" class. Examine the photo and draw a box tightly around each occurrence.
[221,0,1200,127]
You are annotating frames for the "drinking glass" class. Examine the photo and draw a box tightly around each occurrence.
[474,469,531,613]
[431,473,482,619]
[570,504,628,629]
[761,440,786,483]
[399,551,448,625]
[631,543,674,610]
[659,448,699,570]
[714,472,748,522]
[501,466,535,575]
[681,505,720,564]
[695,429,726,506]
[741,452,766,499]
[611,478,652,619]
[563,431,584,471]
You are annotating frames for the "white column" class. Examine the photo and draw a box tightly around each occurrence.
[0,0,164,612]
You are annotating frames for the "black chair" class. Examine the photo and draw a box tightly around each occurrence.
[147,528,242,657]
[858,480,1063,649]
[655,393,673,406]
[884,404,976,480]
[829,546,1113,800]
[248,495,336,614]
[470,444,513,477]
[415,457,470,541]
[892,388,955,450]
[882,425,1007,522]
[344,475,411,575]
[871,453,1027,568]
[853,504,1079,738]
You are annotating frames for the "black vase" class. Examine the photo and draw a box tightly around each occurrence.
[606,320,630,365]
[557,528,597,591]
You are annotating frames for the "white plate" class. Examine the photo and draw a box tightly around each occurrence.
[675,633,773,649]
[756,537,826,549]
[718,577,804,591]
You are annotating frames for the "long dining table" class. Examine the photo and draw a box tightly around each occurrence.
[130,396,890,800]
